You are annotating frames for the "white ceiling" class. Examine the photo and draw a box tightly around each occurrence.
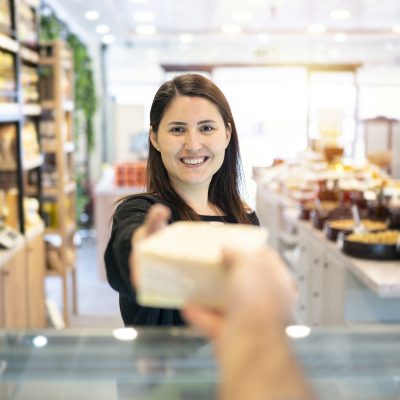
[46,0,400,66]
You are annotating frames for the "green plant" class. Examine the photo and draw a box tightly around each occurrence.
[40,9,97,151]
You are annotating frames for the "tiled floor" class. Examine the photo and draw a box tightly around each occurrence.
[45,235,123,327]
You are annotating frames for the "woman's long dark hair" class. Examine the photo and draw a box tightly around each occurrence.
[147,73,251,224]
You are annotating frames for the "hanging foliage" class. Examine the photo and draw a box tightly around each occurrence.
[40,8,97,151]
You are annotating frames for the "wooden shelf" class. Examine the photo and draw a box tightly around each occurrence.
[0,103,20,122]
[41,100,55,109]
[24,0,40,9]
[44,221,75,237]
[40,100,74,111]
[42,140,75,154]
[23,103,41,116]
[42,181,76,197]
[20,46,39,64]
[0,34,19,53]
[0,154,44,171]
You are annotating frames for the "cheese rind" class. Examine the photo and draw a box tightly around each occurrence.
[136,221,268,309]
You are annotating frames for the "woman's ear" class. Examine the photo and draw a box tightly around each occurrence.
[225,123,232,148]
[149,128,160,151]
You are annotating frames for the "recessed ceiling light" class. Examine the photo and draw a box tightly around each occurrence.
[102,34,115,44]
[133,11,154,22]
[85,10,100,21]
[257,33,271,42]
[136,25,157,35]
[221,24,242,34]
[334,32,347,42]
[330,9,351,20]
[179,33,194,44]
[96,24,109,34]
[393,24,400,33]
[130,0,148,2]
[232,11,253,22]
[307,23,326,34]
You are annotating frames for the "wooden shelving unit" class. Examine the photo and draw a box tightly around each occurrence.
[39,40,77,326]
[0,0,46,328]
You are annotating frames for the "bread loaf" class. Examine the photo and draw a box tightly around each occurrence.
[136,221,268,309]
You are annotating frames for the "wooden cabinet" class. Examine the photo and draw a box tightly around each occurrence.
[26,230,46,327]
[0,228,46,328]
[0,240,28,328]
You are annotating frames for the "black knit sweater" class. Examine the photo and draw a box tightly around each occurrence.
[104,194,260,327]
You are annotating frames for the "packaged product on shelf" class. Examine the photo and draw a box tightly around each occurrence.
[0,0,12,29]
[0,50,16,102]
[0,124,16,164]
[5,188,18,229]
[22,120,40,160]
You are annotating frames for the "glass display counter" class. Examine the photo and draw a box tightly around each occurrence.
[1,326,400,399]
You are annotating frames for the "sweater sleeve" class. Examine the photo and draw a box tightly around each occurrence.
[104,196,154,299]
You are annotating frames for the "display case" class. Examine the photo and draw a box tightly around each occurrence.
[0,327,400,399]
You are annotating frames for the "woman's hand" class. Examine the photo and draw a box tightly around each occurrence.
[130,204,171,289]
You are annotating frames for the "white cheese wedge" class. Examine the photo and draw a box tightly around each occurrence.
[136,221,268,309]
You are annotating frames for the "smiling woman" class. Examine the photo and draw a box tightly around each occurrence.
[104,74,260,327]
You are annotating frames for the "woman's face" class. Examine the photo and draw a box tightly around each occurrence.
[150,95,231,193]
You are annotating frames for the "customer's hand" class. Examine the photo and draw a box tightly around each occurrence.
[182,246,296,346]
[130,204,171,288]
[182,247,312,400]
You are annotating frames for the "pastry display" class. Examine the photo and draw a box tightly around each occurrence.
[325,218,388,241]
[341,230,400,260]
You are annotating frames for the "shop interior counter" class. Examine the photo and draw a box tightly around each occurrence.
[1,326,400,399]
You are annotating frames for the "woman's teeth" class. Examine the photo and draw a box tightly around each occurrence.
[181,157,207,165]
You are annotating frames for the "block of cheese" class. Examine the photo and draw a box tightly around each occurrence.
[136,221,268,309]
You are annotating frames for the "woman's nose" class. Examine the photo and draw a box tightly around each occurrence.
[184,130,202,151]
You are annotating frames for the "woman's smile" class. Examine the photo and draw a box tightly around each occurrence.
[179,156,210,166]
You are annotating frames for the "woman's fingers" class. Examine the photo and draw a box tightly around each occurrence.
[144,204,171,236]
[130,204,171,289]
[182,304,224,340]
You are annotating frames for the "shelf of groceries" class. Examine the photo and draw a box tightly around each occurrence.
[254,147,400,326]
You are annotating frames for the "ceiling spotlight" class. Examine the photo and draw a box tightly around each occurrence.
[96,24,110,34]
[393,24,400,33]
[102,34,116,45]
[334,32,347,42]
[330,9,351,20]
[133,11,155,22]
[179,33,194,44]
[136,25,157,35]
[85,10,100,21]
[307,23,326,34]
[221,24,242,34]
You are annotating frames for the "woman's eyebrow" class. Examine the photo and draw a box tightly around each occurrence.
[197,119,216,125]
[167,121,187,126]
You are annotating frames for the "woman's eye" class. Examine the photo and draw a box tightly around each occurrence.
[201,125,215,133]
[170,127,184,134]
